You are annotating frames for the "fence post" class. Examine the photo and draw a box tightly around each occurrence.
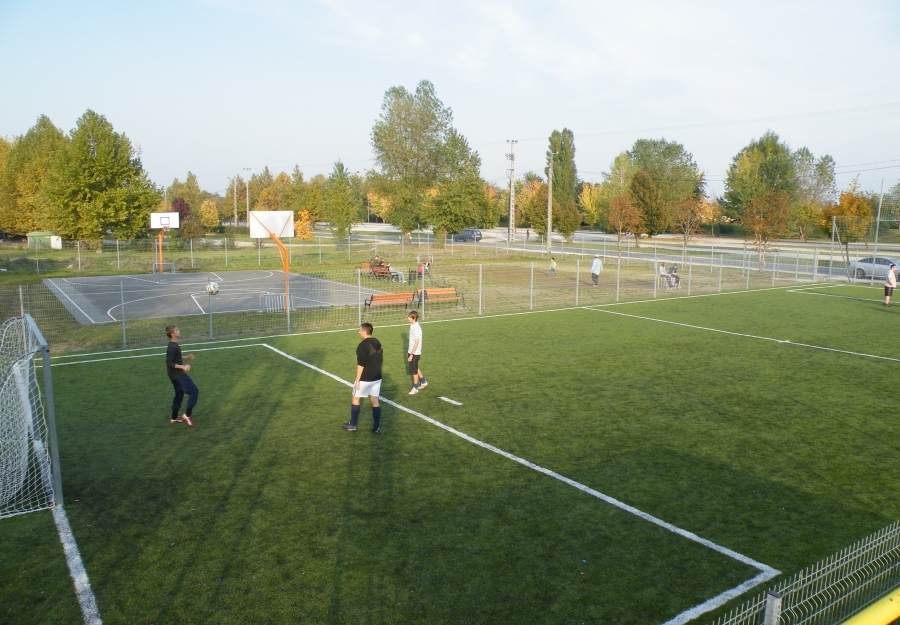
[289,237,292,265]
[225,238,228,266]
[421,264,426,321]
[710,243,714,273]
[120,281,127,347]
[190,239,194,268]
[813,247,819,282]
[258,238,261,266]
[77,240,81,271]
[35,239,40,275]
[795,251,799,283]
[772,252,777,286]
[19,285,25,316]
[615,253,621,302]
[653,259,658,299]
[357,268,362,326]
[687,258,692,295]
[575,260,580,306]
[530,262,534,310]
[208,290,213,339]
[319,235,323,263]
[763,592,782,625]
[746,259,751,290]
[718,255,723,292]
[478,264,483,315]
[117,239,121,270]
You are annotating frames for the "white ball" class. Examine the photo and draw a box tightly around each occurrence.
[206,282,220,295]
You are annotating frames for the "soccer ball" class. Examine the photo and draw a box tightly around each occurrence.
[206,282,220,295]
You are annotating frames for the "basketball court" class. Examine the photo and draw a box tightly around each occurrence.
[43,270,366,325]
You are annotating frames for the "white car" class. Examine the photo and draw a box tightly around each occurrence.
[848,256,900,280]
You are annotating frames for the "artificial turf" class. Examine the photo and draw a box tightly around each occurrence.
[1,283,898,624]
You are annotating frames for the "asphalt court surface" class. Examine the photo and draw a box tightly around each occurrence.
[44,270,374,324]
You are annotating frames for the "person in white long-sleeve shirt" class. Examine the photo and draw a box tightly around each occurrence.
[885,263,897,306]
[590,255,603,287]
[407,311,428,394]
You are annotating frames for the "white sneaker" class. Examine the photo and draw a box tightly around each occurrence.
[419,381,428,389]
[408,387,419,395]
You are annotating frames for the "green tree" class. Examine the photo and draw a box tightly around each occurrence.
[424,129,485,241]
[167,172,205,212]
[629,169,665,240]
[42,110,159,241]
[722,131,797,220]
[250,167,275,211]
[546,129,578,208]
[370,80,453,237]
[744,190,791,267]
[322,161,359,241]
[223,174,248,225]
[628,138,703,232]
[596,152,637,232]
[0,115,66,235]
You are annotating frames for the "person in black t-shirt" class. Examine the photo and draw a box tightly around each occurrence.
[342,323,383,433]
[165,325,199,428]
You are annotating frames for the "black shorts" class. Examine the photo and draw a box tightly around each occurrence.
[408,354,421,375]
[886,286,894,297]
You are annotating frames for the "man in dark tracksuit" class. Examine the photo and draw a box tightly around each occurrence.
[165,325,199,428]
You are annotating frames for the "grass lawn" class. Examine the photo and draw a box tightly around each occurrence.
[1,283,897,623]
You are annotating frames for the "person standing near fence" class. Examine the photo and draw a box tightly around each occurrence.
[343,323,383,433]
[165,326,199,427]
[885,263,897,306]
[407,311,428,394]
[549,257,557,277]
[591,254,603,287]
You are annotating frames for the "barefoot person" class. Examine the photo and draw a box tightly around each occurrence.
[165,325,199,427]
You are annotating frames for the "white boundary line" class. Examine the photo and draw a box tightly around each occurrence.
[438,396,463,406]
[584,308,900,363]
[45,343,263,367]
[53,506,102,624]
[260,343,780,624]
[786,287,882,304]
[46,279,99,324]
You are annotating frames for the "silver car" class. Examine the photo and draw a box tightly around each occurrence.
[848,256,900,280]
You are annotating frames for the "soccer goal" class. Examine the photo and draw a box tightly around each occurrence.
[0,315,63,519]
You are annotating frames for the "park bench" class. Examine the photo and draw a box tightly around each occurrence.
[365,292,415,308]
[360,262,371,273]
[372,265,392,280]
[414,287,464,306]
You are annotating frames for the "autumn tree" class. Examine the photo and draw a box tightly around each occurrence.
[673,196,705,261]
[0,115,66,235]
[606,194,641,252]
[579,183,604,229]
[628,138,703,233]
[791,148,836,241]
[42,110,159,241]
[167,172,206,213]
[744,190,790,267]
[823,177,873,262]
[199,198,220,230]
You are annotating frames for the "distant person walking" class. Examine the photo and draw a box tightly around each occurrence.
[549,257,557,277]
[343,323,383,433]
[165,325,198,427]
[591,254,603,287]
[407,311,428,394]
[885,263,897,306]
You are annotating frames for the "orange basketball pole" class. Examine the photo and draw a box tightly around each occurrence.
[269,233,291,331]
[157,229,165,268]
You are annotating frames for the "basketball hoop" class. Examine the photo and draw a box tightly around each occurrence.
[162,226,170,233]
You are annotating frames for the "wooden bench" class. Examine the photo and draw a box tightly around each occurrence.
[415,287,464,306]
[365,292,415,308]
[360,262,371,273]
[372,265,392,280]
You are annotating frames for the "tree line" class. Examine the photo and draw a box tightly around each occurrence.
[0,81,892,250]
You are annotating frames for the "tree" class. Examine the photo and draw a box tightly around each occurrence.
[579,184,603,228]
[596,152,637,232]
[199,198,219,230]
[249,167,274,211]
[423,129,485,241]
[607,194,641,252]
[744,190,790,267]
[171,198,190,222]
[545,129,581,238]
[223,174,248,224]
[791,148,836,241]
[517,181,559,239]
[0,115,66,235]
[628,138,703,232]
[42,110,159,241]
[673,196,705,261]
[167,172,205,213]
[722,131,797,220]
[370,80,454,237]
[321,161,359,241]
[823,177,873,260]
[629,170,665,241]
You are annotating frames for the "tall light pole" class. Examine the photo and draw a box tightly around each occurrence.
[233,176,238,226]
[506,140,517,243]
[546,151,557,255]
[243,167,251,225]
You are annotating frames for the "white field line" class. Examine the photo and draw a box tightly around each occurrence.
[260,343,780,624]
[53,506,102,625]
[46,279,99,324]
[584,308,900,363]
[786,287,882,304]
[439,396,463,406]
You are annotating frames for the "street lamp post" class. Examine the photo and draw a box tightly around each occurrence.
[243,167,251,226]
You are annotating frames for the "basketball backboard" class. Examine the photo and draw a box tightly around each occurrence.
[150,212,180,229]
[249,211,294,239]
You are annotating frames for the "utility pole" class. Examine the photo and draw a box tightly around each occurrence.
[233,176,238,226]
[547,151,557,255]
[244,167,251,225]
[506,140,517,243]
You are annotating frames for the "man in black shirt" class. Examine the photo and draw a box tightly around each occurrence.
[165,325,199,428]
[343,322,383,433]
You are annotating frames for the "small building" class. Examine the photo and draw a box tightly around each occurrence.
[27,232,62,249]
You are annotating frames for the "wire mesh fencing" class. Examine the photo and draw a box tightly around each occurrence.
[712,521,900,625]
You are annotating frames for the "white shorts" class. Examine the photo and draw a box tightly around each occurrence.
[353,379,382,398]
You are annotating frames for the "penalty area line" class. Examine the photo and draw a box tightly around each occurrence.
[439,396,463,406]
[260,343,779,624]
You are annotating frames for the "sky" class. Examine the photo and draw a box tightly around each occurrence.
[2,0,900,199]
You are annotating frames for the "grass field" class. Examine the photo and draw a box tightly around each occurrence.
[2,283,898,624]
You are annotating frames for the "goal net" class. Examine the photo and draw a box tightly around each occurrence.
[0,315,61,519]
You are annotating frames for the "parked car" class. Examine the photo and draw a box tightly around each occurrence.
[848,256,900,280]
[452,228,483,242]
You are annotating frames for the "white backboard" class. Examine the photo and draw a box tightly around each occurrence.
[150,212,180,229]
[249,211,295,239]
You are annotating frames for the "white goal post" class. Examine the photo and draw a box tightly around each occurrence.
[0,315,63,519]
